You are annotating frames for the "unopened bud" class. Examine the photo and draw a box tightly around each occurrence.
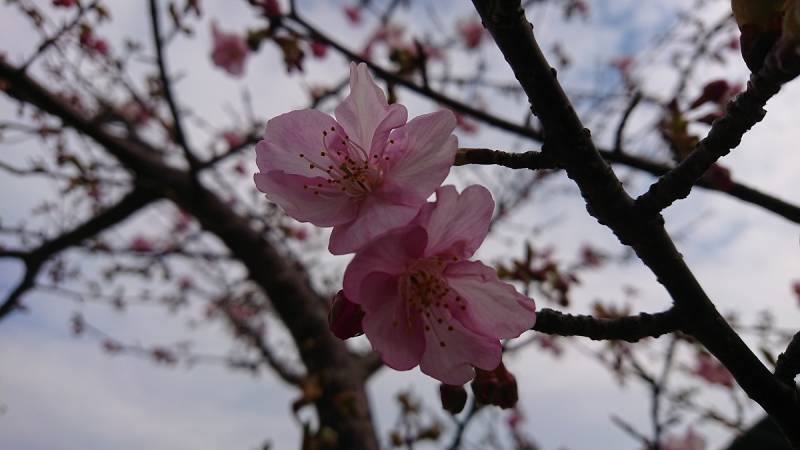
[439,383,467,414]
[328,290,364,340]
[471,362,518,409]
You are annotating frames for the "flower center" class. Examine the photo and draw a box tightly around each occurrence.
[298,126,394,198]
[397,256,466,347]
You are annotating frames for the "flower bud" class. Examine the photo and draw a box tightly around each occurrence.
[439,383,468,414]
[328,290,364,340]
[471,361,518,409]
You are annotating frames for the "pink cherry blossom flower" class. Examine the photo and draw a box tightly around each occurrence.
[456,17,485,49]
[692,352,734,387]
[254,62,457,255]
[210,22,249,77]
[342,185,537,384]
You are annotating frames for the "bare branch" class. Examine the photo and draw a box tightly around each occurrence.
[149,0,200,172]
[470,0,800,445]
[636,46,800,216]
[532,308,678,343]
[0,189,155,321]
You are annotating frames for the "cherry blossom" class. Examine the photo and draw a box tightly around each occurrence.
[210,22,249,77]
[342,185,536,384]
[254,62,457,254]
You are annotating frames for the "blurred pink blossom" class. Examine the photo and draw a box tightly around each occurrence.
[223,130,246,149]
[129,236,153,252]
[343,5,361,24]
[52,0,76,8]
[659,427,706,450]
[693,352,734,388]
[310,41,328,58]
[210,22,249,77]
[254,63,457,255]
[342,185,536,384]
[456,17,484,49]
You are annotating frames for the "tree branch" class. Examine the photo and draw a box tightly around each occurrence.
[636,46,800,216]
[532,308,679,343]
[775,331,800,384]
[149,0,200,172]
[0,188,155,321]
[455,147,557,169]
[470,0,800,446]
[0,59,379,450]
[284,11,800,227]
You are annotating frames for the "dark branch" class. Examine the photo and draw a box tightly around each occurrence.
[775,331,800,384]
[470,0,800,446]
[0,189,155,321]
[455,147,557,170]
[636,46,800,216]
[457,146,800,225]
[285,10,800,227]
[149,0,200,172]
[532,308,679,343]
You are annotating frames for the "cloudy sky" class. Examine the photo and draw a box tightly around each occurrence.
[2,0,800,449]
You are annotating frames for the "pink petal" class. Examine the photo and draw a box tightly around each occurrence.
[359,272,425,370]
[256,110,340,178]
[342,225,427,301]
[334,63,407,155]
[328,194,421,255]
[419,314,501,385]
[418,185,494,259]
[445,260,536,339]
[254,171,357,226]
[381,110,457,203]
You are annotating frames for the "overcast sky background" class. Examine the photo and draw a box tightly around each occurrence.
[2,0,800,449]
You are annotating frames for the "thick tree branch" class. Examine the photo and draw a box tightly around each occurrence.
[0,59,379,450]
[470,0,800,446]
[775,331,800,384]
[532,308,678,343]
[637,48,800,216]
[0,188,154,320]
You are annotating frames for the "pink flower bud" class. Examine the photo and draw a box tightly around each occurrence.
[471,361,518,409]
[456,17,484,49]
[310,41,328,58]
[439,383,467,414]
[328,290,364,340]
[52,0,76,8]
[129,236,153,252]
[258,0,281,18]
[343,5,362,24]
